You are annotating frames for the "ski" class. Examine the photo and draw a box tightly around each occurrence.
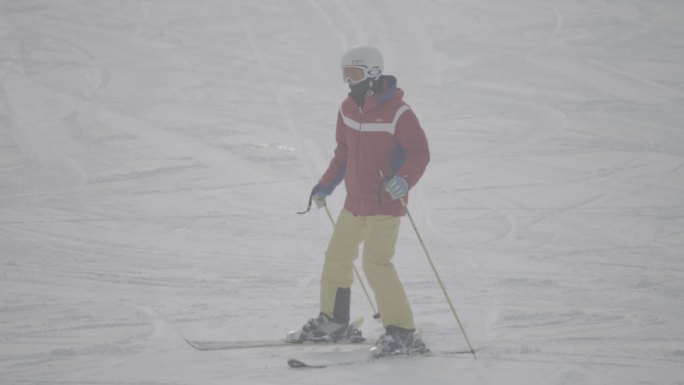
[186,317,367,351]
[287,349,475,369]
[185,338,372,351]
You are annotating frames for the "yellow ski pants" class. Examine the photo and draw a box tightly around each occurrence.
[320,209,415,330]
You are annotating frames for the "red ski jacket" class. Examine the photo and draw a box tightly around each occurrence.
[318,77,430,216]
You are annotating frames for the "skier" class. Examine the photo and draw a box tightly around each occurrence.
[292,46,431,356]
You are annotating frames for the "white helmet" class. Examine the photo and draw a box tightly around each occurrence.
[340,45,383,83]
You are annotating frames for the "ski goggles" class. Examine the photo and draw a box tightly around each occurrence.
[342,66,366,84]
[341,66,381,84]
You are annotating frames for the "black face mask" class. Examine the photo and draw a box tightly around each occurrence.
[348,78,373,107]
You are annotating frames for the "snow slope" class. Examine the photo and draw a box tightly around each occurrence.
[1,0,683,384]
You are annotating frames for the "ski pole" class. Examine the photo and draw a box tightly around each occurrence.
[400,198,477,359]
[323,205,381,320]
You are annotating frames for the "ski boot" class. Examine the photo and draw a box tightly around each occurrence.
[285,313,364,343]
[369,326,429,357]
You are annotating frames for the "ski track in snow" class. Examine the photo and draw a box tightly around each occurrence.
[1,1,683,384]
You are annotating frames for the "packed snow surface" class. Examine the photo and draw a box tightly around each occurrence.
[1,1,683,384]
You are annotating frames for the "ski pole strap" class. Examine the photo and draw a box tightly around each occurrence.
[376,181,384,207]
[297,186,317,215]
[298,185,326,215]
[376,173,394,207]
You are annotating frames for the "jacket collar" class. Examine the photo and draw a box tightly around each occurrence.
[348,75,402,112]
